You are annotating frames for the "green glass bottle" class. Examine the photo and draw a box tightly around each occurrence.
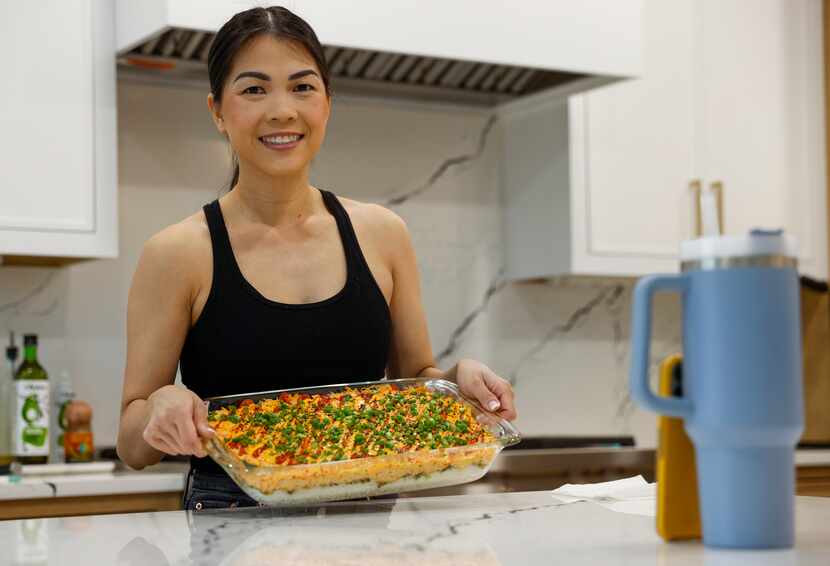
[13,334,49,465]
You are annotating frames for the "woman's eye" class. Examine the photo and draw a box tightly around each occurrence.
[242,86,266,95]
[294,83,315,93]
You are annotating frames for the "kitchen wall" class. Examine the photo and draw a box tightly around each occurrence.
[0,79,681,450]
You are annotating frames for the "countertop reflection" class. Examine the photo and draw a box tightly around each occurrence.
[1,491,829,565]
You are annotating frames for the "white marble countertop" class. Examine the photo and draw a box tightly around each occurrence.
[0,490,827,565]
[0,467,185,501]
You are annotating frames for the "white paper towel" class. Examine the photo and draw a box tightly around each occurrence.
[551,475,656,517]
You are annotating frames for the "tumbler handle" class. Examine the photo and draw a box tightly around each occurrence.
[629,275,694,419]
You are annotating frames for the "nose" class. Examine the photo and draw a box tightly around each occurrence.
[267,92,298,123]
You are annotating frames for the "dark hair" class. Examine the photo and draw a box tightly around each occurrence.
[207,6,331,191]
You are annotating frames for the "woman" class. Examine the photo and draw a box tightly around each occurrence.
[116,6,517,510]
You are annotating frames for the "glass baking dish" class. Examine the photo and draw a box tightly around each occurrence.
[203,378,521,505]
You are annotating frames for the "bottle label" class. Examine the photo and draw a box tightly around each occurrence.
[13,381,49,456]
[65,431,94,463]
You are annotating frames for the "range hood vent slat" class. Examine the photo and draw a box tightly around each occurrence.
[479,65,508,92]
[389,55,417,82]
[180,31,204,60]
[495,67,524,93]
[406,57,432,84]
[160,29,186,58]
[510,68,536,94]
[362,52,393,80]
[423,59,450,86]
[329,49,353,76]
[324,47,344,70]
[198,33,214,63]
[376,54,405,82]
[440,61,474,88]
[345,50,374,77]
[139,35,161,56]
[463,64,492,90]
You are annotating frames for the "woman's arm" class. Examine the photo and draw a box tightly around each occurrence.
[117,225,212,469]
[380,209,517,421]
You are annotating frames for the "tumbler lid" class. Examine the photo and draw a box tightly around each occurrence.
[680,230,798,271]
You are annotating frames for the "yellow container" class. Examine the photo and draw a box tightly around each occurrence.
[656,354,701,541]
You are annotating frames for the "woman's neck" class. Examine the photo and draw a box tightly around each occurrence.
[228,166,317,228]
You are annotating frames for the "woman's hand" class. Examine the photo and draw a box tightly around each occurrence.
[451,359,517,421]
[142,385,215,458]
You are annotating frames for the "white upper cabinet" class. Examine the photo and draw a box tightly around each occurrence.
[505,0,828,280]
[570,0,697,276]
[698,0,827,279]
[0,0,117,262]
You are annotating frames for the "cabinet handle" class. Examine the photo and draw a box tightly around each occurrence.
[710,181,724,235]
[690,179,702,237]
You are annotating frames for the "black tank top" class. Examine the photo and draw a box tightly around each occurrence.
[180,190,391,472]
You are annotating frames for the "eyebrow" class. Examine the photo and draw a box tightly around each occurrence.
[233,69,320,83]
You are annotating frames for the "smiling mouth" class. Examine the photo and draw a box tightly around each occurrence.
[259,134,304,149]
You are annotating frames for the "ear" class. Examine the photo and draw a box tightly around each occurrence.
[207,93,225,134]
[322,94,332,125]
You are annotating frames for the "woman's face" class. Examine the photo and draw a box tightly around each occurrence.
[208,35,330,181]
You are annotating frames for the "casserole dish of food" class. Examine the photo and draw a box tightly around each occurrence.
[204,378,520,505]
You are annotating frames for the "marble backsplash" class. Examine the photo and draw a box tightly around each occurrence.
[0,80,680,449]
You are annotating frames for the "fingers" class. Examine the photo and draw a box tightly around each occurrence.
[192,396,215,439]
[190,396,213,459]
[463,365,502,413]
[144,393,211,458]
[482,368,518,421]
[176,415,206,458]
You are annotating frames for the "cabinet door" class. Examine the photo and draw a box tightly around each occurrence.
[0,0,117,260]
[569,0,697,275]
[699,0,827,279]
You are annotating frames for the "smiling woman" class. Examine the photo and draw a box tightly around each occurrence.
[115,6,517,512]
[206,12,332,190]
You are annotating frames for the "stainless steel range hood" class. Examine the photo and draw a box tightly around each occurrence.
[116,0,644,107]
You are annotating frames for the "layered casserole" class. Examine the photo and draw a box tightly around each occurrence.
[204,380,518,503]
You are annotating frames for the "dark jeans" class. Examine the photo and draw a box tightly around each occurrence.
[181,468,262,511]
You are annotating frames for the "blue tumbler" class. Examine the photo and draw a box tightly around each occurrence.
[629,231,804,549]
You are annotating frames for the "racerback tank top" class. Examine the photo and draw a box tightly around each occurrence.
[179,189,391,472]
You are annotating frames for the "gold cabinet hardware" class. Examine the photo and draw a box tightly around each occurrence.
[710,181,724,235]
[690,179,702,237]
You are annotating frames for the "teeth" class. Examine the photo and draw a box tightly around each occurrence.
[261,134,301,145]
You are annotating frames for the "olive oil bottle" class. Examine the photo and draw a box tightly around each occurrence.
[13,334,49,465]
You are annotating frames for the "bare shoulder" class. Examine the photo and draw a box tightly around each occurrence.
[143,211,209,261]
[135,210,211,290]
[337,196,415,280]
[338,196,409,242]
